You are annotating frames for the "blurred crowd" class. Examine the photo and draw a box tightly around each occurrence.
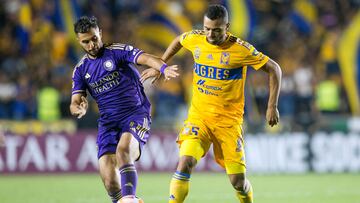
[0,0,359,133]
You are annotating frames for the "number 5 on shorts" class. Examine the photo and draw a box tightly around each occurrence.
[191,127,200,136]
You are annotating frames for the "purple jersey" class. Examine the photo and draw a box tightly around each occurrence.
[71,43,151,125]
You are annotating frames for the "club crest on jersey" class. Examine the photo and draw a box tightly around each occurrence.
[103,60,114,71]
[220,52,230,65]
[194,47,201,60]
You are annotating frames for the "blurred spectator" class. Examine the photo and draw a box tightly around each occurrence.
[293,62,317,132]
[320,28,341,75]
[37,81,61,122]
[278,72,296,117]
[12,74,36,120]
[0,71,17,119]
[315,73,341,114]
[153,76,185,129]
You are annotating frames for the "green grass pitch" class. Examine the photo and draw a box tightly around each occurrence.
[0,173,359,203]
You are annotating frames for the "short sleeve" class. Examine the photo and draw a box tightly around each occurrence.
[72,65,86,95]
[240,41,269,70]
[112,44,144,65]
[179,31,191,47]
[179,30,199,50]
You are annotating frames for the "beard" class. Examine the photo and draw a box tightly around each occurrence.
[83,44,102,57]
[87,50,98,57]
[83,47,100,57]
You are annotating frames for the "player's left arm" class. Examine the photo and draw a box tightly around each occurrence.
[261,58,282,127]
[137,53,179,81]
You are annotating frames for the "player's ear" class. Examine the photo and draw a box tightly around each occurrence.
[99,29,102,38]
[226,23,230,31]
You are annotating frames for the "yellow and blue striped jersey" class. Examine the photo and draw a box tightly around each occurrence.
[180,30,269,125]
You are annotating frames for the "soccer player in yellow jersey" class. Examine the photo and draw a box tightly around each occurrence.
[142,4,282,203]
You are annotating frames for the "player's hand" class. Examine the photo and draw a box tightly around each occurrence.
[74,96,88,119]
[140,68,161,84]
[266,106,279,127]
[163,65,179,81]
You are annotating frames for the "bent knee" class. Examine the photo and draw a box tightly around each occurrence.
[229,174,247,192]
[232,180,246,192]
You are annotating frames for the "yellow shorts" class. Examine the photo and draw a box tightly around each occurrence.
[177,116,246,174]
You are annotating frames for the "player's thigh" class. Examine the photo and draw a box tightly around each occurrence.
[179,139,207,162]
[128,132,141,160]
[213,125,246,174]
[99,153,120,182]
[119,114,150,161]
[178,119,211,161]
[117,132,141,161]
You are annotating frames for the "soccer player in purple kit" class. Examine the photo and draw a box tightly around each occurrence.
[70,16,178,203]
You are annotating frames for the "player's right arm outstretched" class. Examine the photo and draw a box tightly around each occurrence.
[140,35,183,83]
[137,53,179,81]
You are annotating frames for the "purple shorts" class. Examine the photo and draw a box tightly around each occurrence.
[96,114,151,159]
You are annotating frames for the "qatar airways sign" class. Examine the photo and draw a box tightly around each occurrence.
[0,131,360,173]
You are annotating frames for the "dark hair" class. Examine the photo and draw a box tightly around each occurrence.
[74,16,99,34]
[205,4,228,21]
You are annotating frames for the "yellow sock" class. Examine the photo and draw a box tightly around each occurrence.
[168,171,190,203]
[235,180,253,203]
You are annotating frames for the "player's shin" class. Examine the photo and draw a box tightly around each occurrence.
[119,164,137,197]
[235,179,253,203]
[169,171,191,203]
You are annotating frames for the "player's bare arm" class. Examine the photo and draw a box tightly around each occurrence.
[70,93,88,119]
[162,35,183,62]
[261,58,282,127]
[140,36,183,83]
[137,53,179,81]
